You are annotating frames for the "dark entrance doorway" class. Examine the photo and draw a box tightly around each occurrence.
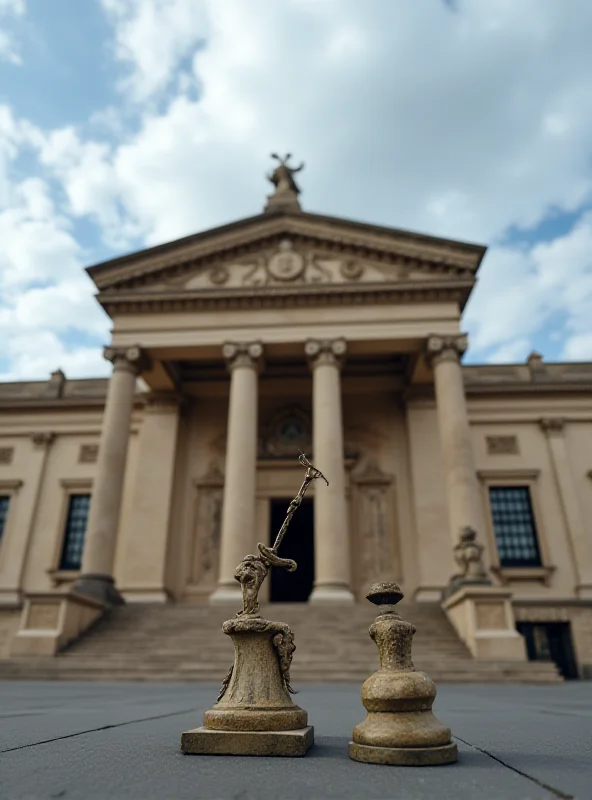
[516,621,579,679]
[269,498,314,602]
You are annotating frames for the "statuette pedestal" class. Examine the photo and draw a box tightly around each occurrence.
[182,454,326,758]
[181,614,312,756]
[349,582,458,766]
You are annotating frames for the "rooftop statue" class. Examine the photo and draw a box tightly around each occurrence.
[268,153,305,194]
[265,153,305,212]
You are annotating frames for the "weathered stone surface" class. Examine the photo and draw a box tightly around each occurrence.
[348,741,458,766]
[350,582,458,766]
[181,725,314,756]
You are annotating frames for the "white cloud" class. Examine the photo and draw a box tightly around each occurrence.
[0,0,25,65]
[3,0,592,378]
[100,0,207,101]
[0,176,110,381]
[44,0,592,245]
[0,331,109,381]
[465,212,592,360]
[485,339,532,365]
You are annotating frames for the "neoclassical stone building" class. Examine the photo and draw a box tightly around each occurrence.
[0,159,591,678]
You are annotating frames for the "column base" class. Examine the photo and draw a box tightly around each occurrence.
[72,574,125,607]
[309,584,355,605]
[209,584,242,606]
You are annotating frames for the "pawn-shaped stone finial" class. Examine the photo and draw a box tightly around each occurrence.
[349,582,458,766]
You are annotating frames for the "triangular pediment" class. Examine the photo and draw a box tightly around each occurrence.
[88,210,486,295]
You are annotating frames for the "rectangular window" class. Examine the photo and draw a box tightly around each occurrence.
[0,495,10,545]
[488,486,542,567]
[59,494,91,570]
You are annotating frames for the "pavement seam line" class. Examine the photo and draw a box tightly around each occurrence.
[453,735,574,800]
[0,707,199,754]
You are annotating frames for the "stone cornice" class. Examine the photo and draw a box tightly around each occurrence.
[86,211,486,292]
[97,280,473,315]
[0,395,146,412]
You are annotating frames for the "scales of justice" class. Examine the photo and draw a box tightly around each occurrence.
[181,453,327,756]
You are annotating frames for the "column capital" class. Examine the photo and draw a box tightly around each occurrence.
[425,334,468,367]
[103,345,151,375]
[222,341,264,372]
[31,432,55,449]
[539,417,565,436]
[305,338,347,369]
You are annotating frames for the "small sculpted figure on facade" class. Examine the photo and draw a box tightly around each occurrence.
[453,526,488,582]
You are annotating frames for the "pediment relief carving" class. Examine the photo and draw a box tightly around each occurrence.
[92,212,483,294]
[155,238,432,293]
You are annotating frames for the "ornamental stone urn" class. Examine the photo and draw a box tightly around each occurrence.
[349,582,458,766]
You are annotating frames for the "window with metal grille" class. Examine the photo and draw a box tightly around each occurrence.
[0,495,10,546]
[59,494,91,570]
[488,486,542,567]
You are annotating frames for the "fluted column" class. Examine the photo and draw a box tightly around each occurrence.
[426,334,485,547]
[211,342,263,604]
[306,338,354,604]
[73,345,149,605]
[540,418,592,598]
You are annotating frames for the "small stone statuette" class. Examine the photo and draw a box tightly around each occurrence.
[181,454,328,757]
[349,583,458,766]
[443,526,491,600]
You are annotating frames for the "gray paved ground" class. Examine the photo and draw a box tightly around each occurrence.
[0,682,590,800]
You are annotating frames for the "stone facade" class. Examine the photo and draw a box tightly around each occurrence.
[0,187,591,676]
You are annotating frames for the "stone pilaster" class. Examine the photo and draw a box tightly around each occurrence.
[119,392,185,603]
[0,433,54,607]
[72,345,150,606]
[540,418,592,598]
[306,338,354,604]
[426,334,486,551]
[211,342,263,604]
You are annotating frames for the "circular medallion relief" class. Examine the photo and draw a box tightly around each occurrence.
[267,239,304,281]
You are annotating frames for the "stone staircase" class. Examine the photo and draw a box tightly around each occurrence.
[0,602,561,683]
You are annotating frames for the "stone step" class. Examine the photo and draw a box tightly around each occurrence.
[0,603,563,684]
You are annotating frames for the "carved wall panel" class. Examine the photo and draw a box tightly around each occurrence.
[352,461,401,593]
[189,465,224,589]
[26,602,60,630]
[475,603,506,630]
[0,447,14,464]
[78,444,99,463]
[486,435,519,455]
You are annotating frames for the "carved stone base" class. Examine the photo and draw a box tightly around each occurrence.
[441,576,491,602]
[349,741,458,766]
[10,591,105,657]
[442,585,527,661]
[71,574,124,607]
[180,613,314,756]
[181,726,314,757]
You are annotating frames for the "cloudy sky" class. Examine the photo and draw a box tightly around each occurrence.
[1,0,592,380]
